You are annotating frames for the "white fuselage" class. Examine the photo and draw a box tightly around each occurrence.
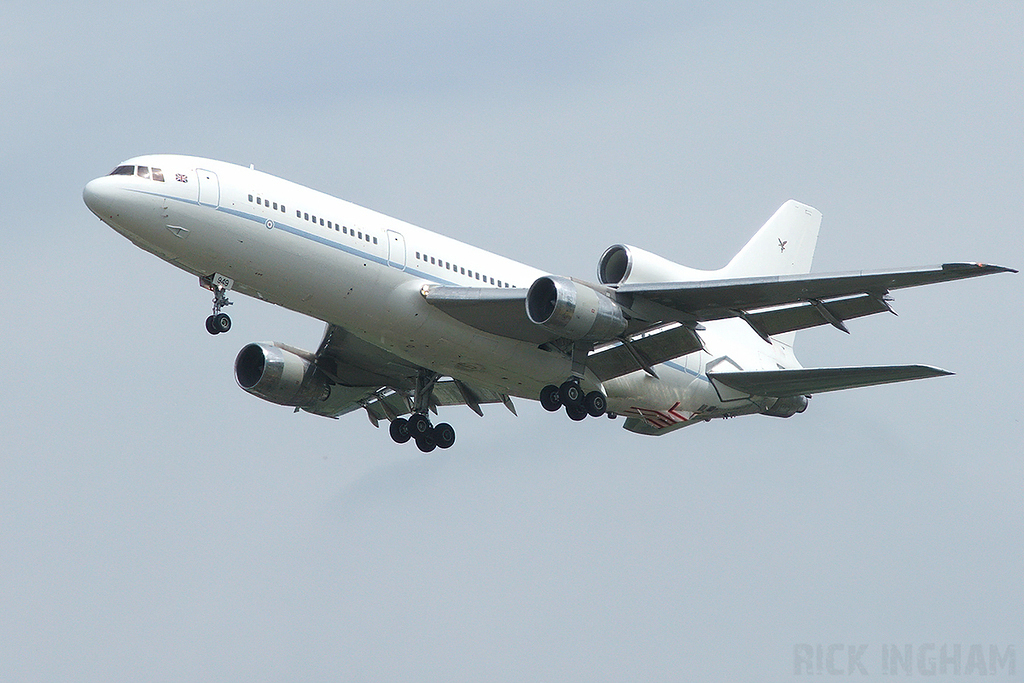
[84,154,796,430]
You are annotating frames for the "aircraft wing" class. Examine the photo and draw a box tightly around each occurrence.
[424,263,1013,381]
[421,286,554,344]
[309,324,517,422]
[707,364,953,400]
[617,263,1014,326]
[360,380,517,426]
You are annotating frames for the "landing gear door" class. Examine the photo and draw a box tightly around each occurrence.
[386,230,406,270]
[197,168,220,207]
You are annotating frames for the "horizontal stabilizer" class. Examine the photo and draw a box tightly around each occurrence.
[708,365,953,399]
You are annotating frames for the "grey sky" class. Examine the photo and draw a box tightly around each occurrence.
[1,2,1021,681]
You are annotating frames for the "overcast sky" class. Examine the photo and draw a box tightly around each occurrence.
[1,2,1021,681]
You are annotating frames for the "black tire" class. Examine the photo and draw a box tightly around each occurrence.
[584,391,607,417]
[565,402,588,421]
[539,384,561,411]
[205,315,220,335]
[212,313,231,333]
[415,432,437,453]
[408,413,430,436]
[433,423,456,449]
[559,380,583,406]
[389,418,411,444]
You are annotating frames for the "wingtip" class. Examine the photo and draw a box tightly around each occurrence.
[922,365,955,377]
[942,262,1018,274]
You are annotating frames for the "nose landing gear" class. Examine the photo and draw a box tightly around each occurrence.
[201,274,234,335]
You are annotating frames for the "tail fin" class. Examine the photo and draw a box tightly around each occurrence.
[719,200,821,349]
[719,200,821,279]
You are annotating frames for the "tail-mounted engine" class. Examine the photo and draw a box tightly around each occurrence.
[234,342,331,407]
[525,275,627,341]
[598,244,708,285]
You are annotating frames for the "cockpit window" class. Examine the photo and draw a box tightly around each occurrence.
[107,164,164,181]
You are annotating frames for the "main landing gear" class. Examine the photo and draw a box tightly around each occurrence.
[203,274,234,335]
[387,369,457,452]
[388,414,456,452]
[539,378,607,421]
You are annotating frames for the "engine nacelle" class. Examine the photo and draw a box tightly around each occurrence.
[234,342,330,407]
[761,394,809,418]
[598,244,711,286]
[525,275,627,341]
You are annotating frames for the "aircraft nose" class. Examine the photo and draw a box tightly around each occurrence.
[83,176,116,218]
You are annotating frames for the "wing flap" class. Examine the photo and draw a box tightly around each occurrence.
[588,323,704,381]
[708,365,953,400]
[746,293,892,337]
[361,379,513,424]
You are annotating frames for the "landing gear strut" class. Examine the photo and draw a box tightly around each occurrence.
[387,369,457,451]
[202,274,234,335]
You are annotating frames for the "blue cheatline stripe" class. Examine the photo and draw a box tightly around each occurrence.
[130,188,458,286]
[663,359,710,383]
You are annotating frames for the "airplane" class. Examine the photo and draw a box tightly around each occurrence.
[83,155,1015,451]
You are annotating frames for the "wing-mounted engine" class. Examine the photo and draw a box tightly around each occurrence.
[235,342,331,407]
[234,341,382,417]
[525,275,627,341]
[598,244,710,286]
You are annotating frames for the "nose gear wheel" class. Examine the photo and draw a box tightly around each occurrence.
[203,276,234,335]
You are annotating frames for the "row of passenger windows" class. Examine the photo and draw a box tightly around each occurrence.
[248,194,378,245]
[247,193,510,286]
[109,165,165,182]
[415,251,512,288]
[249,194,287,214]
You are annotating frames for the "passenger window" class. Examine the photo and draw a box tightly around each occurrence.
[431,257,436,265]
[257,197,262,205]
[281,205,285,213]
[304,213,309,220]
[460,267,465,275]
[137,166,150,179]
[249,194,254,202]
[296,210,301,217]
[320,218,324,226]
[273,202,278,210]
[373,237,377,244]
[152,168,164,182]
